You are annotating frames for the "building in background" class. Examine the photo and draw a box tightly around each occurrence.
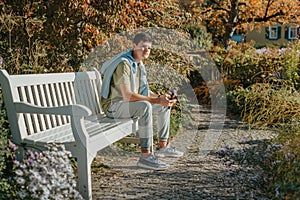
[245,23,299,47]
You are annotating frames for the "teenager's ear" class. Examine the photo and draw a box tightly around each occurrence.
[133,43,137,50]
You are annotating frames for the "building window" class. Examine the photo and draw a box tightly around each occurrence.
[269,26,279,39]
[288,26,298,40]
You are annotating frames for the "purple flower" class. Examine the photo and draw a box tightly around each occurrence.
[8,140,17,151]
[272,143,282,149]
[14,160,20,167]
[285,152,292,160]
[240,135,249,143]
[266,145,271,152]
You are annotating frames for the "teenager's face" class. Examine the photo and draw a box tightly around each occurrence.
[133,41,152,60]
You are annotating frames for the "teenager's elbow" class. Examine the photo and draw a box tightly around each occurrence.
[119,84,133,101]
[122,92,134,101]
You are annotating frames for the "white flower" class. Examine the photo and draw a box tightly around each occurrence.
[16,177,26,185]
[28,184,37,193]
[62,189,69,195]
[40,195,49,200]
[20,163,27,169]
[55,194,64,200]
[15,169,24,176]
[51,146,59,152]
[71,180,77,187]
[18,190,27,198]
[41,185,50,195]
[31,193,39,199]
[51,179,60,188]
[40,165,48,173]
[30,170,42,181]
[41,156,49,163]
[47,168,56,175]
[57,151,64,157]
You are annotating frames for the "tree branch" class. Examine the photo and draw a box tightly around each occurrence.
[247,10,285,23]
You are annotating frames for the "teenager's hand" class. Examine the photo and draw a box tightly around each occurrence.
[158,94,176,108]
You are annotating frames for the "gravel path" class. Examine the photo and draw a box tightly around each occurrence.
[91,105,274,200]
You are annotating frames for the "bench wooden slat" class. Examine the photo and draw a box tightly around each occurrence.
[27,85,41,133]
[57,82,69,124]
[65,81,75,108]
[24,123,73,143]
[54,82,66,124]
[39,84,52,130]
[50,83,63,126]
[19,86,35,134]
[87,80,97,114]
[43,83,55,128]
[85,118,131,136]
[33,85,47,131]
[24,117,134,146]
[8,72,79,86]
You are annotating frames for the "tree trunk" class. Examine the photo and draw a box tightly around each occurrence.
[223,0,239,48]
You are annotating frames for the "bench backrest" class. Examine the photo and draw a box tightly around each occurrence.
[0,69,103,144]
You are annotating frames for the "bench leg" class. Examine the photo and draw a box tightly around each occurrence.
[77,149,94,200]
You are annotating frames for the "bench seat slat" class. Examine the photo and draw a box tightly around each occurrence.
[24,117,134,145]
[86,118,134,138]
[24,123,73,143]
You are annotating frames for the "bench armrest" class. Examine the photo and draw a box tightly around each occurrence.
[14,102,92,117]
[14,102,92,144]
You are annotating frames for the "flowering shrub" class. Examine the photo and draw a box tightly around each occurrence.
[230,75,300,198]
[12,143,83,200]
[0,88,17,198]
[225,40,300,198]
[269,126,300,199]
[218,139,299,199]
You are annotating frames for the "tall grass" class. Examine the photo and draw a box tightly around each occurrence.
[237,83,300,128]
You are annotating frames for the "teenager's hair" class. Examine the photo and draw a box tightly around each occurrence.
[133,32,152,44]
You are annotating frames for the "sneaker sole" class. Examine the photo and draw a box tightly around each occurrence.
[155,153,183,158]
[137,162,169,170]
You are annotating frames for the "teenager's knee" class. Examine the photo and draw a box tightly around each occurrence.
[137,101,153,128]
[138,101,152,115]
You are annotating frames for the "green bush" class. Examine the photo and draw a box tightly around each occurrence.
[0,87,16,198]
[273,125,300,199]
[206,41,300,115]
[211,41,300,90]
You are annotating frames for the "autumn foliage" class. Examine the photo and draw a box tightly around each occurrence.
[0,0,204,73]
[184,0,300,47]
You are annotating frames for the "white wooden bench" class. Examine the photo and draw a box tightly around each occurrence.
[0,68,137,200]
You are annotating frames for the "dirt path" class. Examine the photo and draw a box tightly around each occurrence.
[91,105,274,199]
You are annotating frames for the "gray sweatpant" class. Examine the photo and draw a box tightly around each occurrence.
[105,100,170,151]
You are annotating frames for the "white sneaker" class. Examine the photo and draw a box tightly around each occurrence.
[137,153,170,170]
[155,145,184,158]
